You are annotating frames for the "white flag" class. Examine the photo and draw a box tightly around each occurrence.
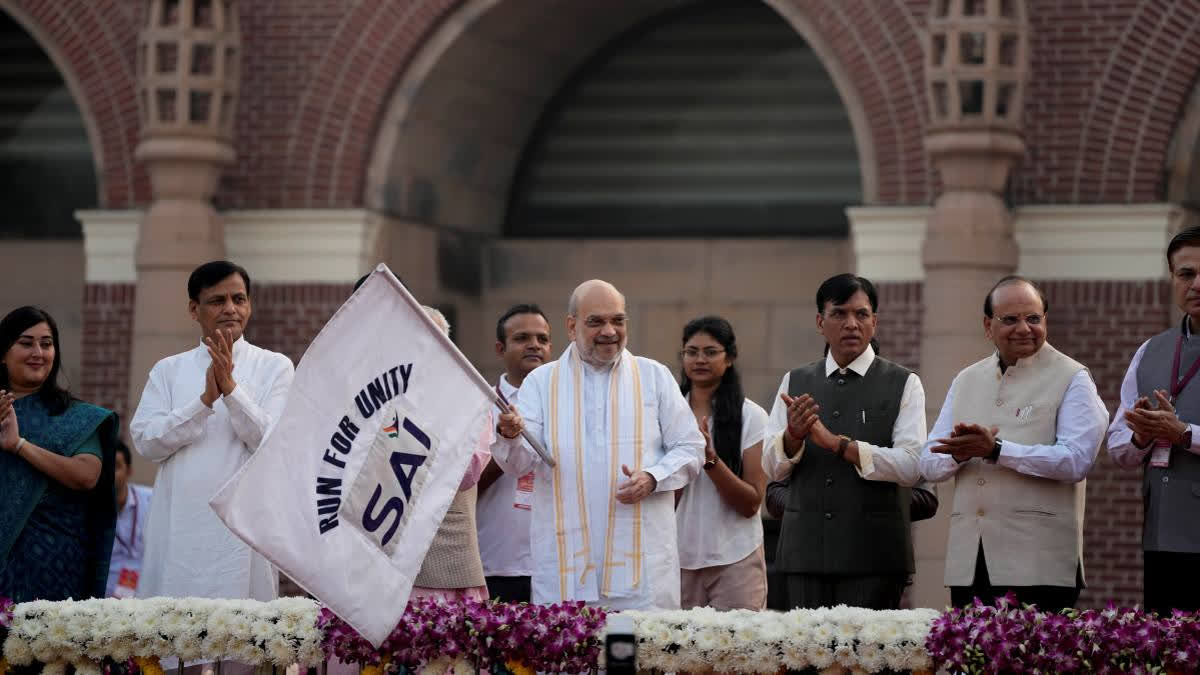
[210,265,494,646]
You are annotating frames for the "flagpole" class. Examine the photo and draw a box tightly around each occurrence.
[375,265,557,468]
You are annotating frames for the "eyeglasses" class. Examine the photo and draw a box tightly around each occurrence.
[681,348,726,360]
[996,313,1043,327]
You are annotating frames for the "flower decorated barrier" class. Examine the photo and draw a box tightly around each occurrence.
[925,593,1200,674]
[0,596,944,674]
[0,596,942,674]
[317,598,606,675]
[10,594,1200,674]
[624,605,938,673]
[0,597,323,675]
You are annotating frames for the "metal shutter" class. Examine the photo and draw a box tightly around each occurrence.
[508,1,859,237]
[0,11,96,238]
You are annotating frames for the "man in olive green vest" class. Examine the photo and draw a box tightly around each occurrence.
[920,276,1108,611]
[1108,226,1200,615]
[764,274,928,609]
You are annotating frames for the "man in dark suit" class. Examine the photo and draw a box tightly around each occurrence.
[763,274,928,610]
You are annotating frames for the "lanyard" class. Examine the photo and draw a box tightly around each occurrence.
[1170,333,1200,404]
[114,487,138,554]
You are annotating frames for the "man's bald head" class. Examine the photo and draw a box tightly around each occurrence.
[566,279,628,366]
[567,279,625,317]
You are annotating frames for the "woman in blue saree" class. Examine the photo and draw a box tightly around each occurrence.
[0,306,118,602]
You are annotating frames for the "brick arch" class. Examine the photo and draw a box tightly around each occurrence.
[1068,0,1200,204]
[288,0,933,212]
[766,0,931,204]
[277,0,462,208]
[0,0,147,208]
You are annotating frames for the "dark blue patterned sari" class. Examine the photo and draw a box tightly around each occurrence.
[0,395,118,602]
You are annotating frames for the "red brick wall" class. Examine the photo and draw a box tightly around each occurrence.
[1016,0,1200,205]
[79,283,135,424]
[4,0,148,207]
[1040,280,1173,608]
[242,283,354,367]
[875,281,924,370]
[13,1,1199,210]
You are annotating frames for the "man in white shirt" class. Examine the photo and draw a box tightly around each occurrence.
[476,304,552,603]
[131,261,295,601]
[495,279,704,609]
[920,276,1108,611]
[764,273,927,610]
[1108,227,1200,615]
[106,441,152,598]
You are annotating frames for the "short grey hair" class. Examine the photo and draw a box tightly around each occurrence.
[422,305,451,337]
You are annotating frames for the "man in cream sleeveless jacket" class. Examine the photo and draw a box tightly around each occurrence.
[920,276,1108,610]
[1108,226,1200,616]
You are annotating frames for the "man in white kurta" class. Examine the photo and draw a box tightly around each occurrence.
[131,261,295,601]
[494,280,704,610]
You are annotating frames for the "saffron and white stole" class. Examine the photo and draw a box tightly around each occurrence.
[546,343,648,602]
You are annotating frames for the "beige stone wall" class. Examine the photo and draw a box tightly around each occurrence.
[464,238,852,409]
[0,240,84,388]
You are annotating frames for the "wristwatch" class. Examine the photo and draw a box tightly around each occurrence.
[836,435,851,457]
[989,438,1003,462]
[703,457,719,471]
[1179,427,1193,450]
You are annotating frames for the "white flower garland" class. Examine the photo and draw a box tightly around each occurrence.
[619,605,939,674]
[2,599,938,675]
[2,597,324,672]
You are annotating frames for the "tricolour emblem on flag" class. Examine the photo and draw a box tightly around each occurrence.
[210,264,495,646]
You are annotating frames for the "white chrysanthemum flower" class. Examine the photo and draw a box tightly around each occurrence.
[267,636,298,665]
[132,609,162,640]
[806,645,835,670]
[902,648,934,671]
[693,629,718,652]
[833,620,858,644]
[15,618,44,640]
[64,615,94,641]
[296,642,325,666]
[31,635,60,663]
[832,644,856,667]
[4,633,35,665]
[108,640,134,663]
[817,666,845,675]
[810,622,834,645]
[106,612,136,639]
[175,634,205,661]
[227,615,253,639]
[40,661,67,675]
[856,642,885,672]
[232,639,264,664]
[250,618,275,638]
[207,609,235,637]
[200,634,232,660]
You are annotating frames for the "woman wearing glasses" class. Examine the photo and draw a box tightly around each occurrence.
[674,316,769,609]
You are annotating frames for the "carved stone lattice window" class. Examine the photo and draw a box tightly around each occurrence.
[926,0,1028,130]
[137,0,240,139]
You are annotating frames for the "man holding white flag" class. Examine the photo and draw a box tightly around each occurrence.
[495,279,705,610]
[211,266,494,646]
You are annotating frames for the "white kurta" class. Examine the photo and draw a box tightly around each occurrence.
[493,350,704,610]
[131,338,294,600]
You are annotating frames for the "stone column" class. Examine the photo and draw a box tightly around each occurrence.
[912,0,1030,607]
[129,0,240,412]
